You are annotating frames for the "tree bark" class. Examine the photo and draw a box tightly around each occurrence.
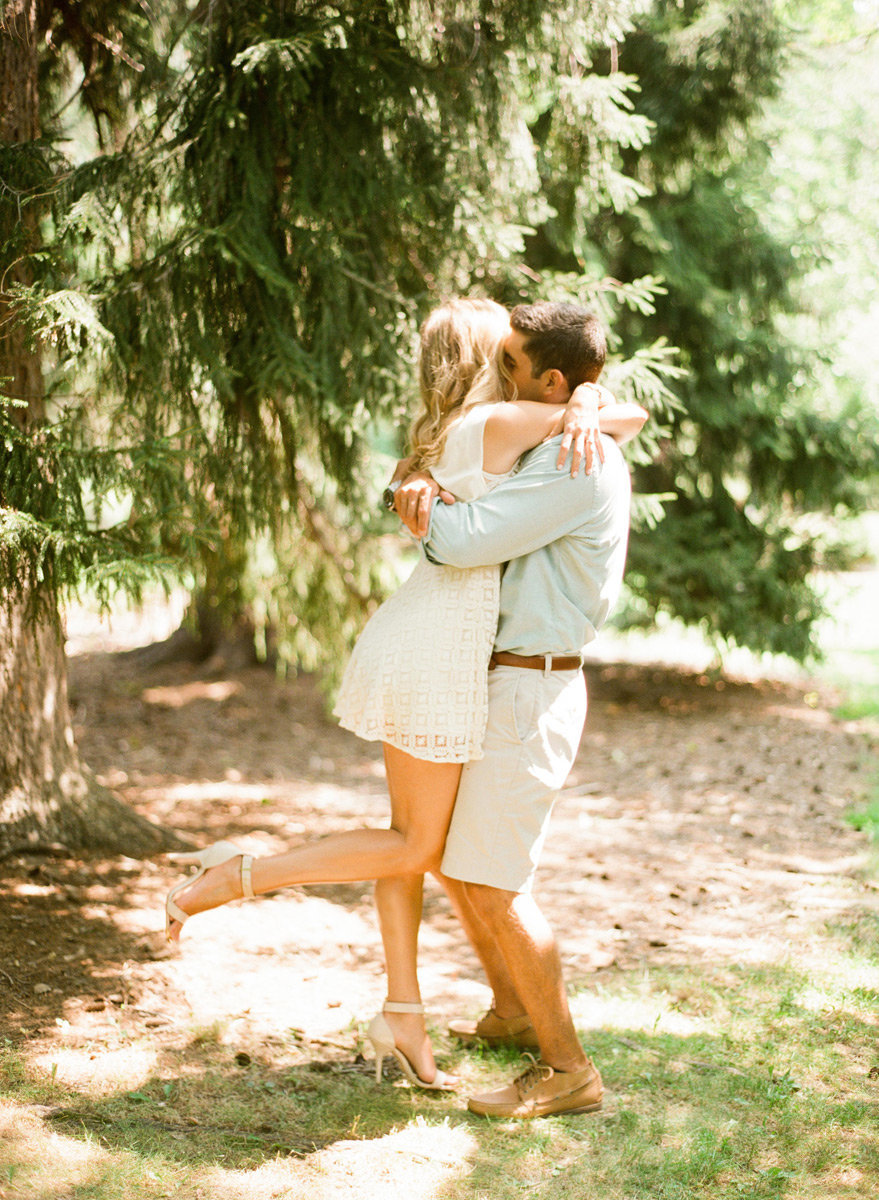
[1,1,46,424]
[0,592,181,859]
[129,533,264,671]
[0,3,183,860]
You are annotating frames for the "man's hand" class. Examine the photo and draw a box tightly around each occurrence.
[557,382,610,477]
[393,471,454,538]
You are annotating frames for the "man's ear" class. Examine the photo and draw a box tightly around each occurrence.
[542,368,568,401]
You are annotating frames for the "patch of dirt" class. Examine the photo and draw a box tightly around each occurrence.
[1,628,877,1064]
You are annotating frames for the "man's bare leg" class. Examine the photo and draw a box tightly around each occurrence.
[460,880,588,1073]
[437,871,526,1019]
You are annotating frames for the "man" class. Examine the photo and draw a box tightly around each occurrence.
[394,301,632,1118]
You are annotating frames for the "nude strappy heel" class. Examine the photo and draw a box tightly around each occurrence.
[164,840,254,941]
[366,1001,457,1091]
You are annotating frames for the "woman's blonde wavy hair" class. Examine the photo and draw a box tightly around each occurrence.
[408,298,511,470]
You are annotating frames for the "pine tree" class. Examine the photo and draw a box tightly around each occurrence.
[9,0,865,859]
[0,0,185,856]
[79,0,664,669]
[2,1,658,853]
[568,0,879,659]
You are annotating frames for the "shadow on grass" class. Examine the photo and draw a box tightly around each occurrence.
[827,906,879,965]
[7,1041,466,1167]
[0,856,169,1040]
[3,957,878,1199]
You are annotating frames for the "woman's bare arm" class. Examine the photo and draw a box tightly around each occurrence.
[483,386,647,476]
[594,402,648,446]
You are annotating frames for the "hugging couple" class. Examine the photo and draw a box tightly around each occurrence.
[165,297,643,1118]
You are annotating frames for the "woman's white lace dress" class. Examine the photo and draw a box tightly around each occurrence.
[333,403,507,763]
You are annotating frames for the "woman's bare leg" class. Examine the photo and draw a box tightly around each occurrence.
[373,747,462,1082]
[374,873,432,1076]
[166,747,461,950]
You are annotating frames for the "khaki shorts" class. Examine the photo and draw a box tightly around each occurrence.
[440,665,587,893]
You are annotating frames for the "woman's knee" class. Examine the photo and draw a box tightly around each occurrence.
[397,838,445,876]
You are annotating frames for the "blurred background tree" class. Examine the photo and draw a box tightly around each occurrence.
[2,0,877,853]
[764,0,879,433]
[554,0,879,660]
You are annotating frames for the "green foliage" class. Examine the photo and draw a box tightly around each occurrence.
[4,0,665,667]
[4,0,877,670]
[760,0,879,438]
[36,0,179,145]
[624,496,825,659]
[0,398,214,606]
[102,0,649,497]
[847,793,879,843]
[537,0,879,659]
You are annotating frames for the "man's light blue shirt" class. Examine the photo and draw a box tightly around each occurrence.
[422,434,632,656]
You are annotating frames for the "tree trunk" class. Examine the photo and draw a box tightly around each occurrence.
[0,592,180,858]
[130,533,264,671]
[0,3,182,860]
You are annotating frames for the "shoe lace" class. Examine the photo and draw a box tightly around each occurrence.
[515,1054,554,1095]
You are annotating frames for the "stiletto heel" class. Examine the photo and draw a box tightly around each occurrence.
[366,1001,457,1091]
[164,840,254,941]
[373,1048,385,1085]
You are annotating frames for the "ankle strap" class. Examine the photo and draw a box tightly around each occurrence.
[240,855,254,899]
[383,1001,424,1014]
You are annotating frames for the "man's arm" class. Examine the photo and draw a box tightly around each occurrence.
[423,436,625,569]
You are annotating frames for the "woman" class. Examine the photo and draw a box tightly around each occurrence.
[165,298,645,1090]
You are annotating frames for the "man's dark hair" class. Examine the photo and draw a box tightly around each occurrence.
[510,301,606,387]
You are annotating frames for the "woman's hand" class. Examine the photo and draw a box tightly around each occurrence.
[394,471,455,538]
[557,382,610,476]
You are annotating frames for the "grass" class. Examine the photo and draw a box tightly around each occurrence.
[835,664,879,846]
[9,534,874,1198]
[833,650,879,725]
[2,952,879,1200]
[848,790,879,847]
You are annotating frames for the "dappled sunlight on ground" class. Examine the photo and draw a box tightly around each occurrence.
[198,1121,477,1200]
[142,679,244,708]
[155,892,386,1042]
[0,1100,113,1196]
[29,1045,160,1094]
[2,586,877,1198]
[570,983,708,1040]
[6,614,877,1055]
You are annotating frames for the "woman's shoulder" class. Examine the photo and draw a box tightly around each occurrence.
[433,402,507,501]
[456,400,507,428]
[442,401,505,454]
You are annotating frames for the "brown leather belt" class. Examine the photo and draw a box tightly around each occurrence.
[489,650,584,672]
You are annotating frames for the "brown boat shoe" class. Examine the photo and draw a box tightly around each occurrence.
[447,1008,541,1049]
[467,1057,603,1119]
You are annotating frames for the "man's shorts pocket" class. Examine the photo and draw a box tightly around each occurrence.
[512,674,539,744]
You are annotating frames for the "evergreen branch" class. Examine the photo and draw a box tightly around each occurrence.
[88,29,145,73]
[336,266,411,306]
[294,482,372,612]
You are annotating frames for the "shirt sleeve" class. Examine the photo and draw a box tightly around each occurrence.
[423,436,616,568]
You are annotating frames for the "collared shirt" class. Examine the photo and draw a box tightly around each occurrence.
[422,434,632,656]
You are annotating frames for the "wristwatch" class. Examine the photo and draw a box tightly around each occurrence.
[382,480,401,510]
